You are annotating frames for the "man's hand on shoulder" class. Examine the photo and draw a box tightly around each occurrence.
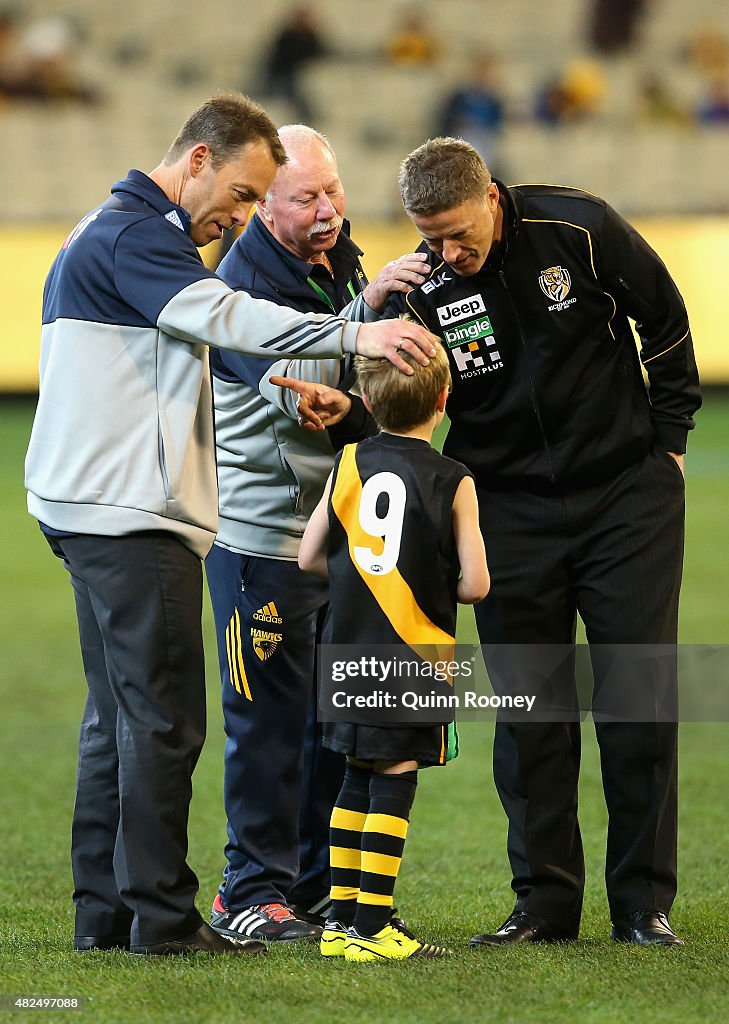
[362,252,429,313]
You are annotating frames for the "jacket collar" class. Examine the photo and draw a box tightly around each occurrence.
[484,178,521,269]
[110,170,192,234]
[496,178,523,228]
[239,212,362,297]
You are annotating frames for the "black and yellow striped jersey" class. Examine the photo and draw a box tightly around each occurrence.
[327,433,472,648]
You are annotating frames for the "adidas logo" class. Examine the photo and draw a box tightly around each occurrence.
[252,602,282,624]
[164,209,184,230]
[250,601,283,661]
[223,908,269,936]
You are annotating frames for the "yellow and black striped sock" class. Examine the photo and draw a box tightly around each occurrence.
[329,761,372,927]
[354,770,418,937]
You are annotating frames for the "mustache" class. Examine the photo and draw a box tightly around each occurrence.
[307,216,342,238]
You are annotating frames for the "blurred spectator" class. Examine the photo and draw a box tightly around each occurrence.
[697,74,729,124]
[681,27,729,126]
[536,59,607,125]
[637,74,692,127]
[588,0,649,55]
[0,6,15,53]
[0,10,99,104]
[438,54,505,163]
[0,7,26,97]
[260,6,327,120]
[386,9,437,67]
[685,26,729,77]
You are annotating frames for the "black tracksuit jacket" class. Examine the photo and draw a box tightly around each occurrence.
[387,182,701,491]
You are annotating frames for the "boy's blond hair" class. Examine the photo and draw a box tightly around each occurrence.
[355,342,451,433]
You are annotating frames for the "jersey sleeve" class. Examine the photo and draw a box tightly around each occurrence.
[597,203,701,453]
[114,217,362,360]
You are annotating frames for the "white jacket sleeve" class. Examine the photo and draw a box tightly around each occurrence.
[340,292,379,324]
[259,354,350,419]
[157,277,361,358]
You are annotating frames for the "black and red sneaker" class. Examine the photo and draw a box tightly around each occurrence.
[290,895,332,928]
[210,894,321,942]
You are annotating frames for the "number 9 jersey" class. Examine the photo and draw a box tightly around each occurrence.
[326,433,473,648]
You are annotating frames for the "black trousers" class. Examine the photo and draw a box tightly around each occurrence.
[48,532,205,945]
[205,545,344,911]
[474,445,685,930]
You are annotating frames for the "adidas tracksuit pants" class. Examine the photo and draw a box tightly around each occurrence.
[205,544,344,912]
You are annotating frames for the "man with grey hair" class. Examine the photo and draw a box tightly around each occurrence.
[286,138,704,950]
[385,136,700,948]
[205,124,430,944]
[24,94,436,958]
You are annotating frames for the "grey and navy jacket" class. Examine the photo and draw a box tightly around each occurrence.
[25,171,362,557]
[212,213,376,559]
[388,181,701,491]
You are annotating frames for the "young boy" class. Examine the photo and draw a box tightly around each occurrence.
[298,342,489,961]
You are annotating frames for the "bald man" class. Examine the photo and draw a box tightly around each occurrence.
[205,126,428,944]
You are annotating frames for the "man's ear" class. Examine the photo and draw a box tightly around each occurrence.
[188,144,211,178]
[257,196,273,222]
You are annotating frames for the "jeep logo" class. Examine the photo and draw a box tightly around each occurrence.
[436,294,486,326]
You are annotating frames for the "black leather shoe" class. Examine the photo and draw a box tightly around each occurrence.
[611,910,684,947]
[74,934,130,952]
[470,910,578,947]
[130,922,267,956]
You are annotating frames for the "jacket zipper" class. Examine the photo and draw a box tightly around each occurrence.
[498,269,556,484]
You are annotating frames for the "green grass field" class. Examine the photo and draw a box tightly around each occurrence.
[1,397,727,1024]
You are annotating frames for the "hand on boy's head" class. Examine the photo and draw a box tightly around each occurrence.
[355,319,438,374]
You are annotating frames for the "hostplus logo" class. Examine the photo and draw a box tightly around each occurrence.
[438,301,503,377]
[451,337,503,376]
[250,601,283,661]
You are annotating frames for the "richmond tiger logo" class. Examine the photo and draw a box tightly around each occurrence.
[538,266,572,303]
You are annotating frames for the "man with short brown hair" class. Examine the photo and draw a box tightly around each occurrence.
[25,96,435,958]
[391,136,700,949]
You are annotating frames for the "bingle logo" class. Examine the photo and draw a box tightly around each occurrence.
[443,315,494,348]
[437,294,486,326]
